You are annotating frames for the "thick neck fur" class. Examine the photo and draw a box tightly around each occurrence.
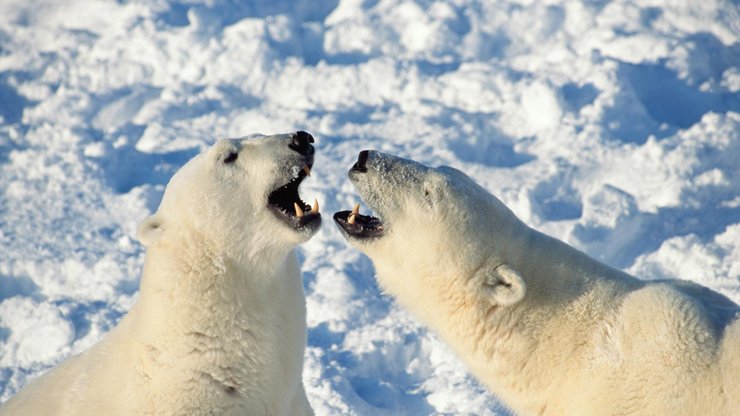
[396,225,642,414]
[134,227,294,337]
[119,226,306,409]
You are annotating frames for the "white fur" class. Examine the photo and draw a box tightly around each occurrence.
[342,151,739,415]
[1,134,317,416]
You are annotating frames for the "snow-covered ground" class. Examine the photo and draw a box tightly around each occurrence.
[0,0,738,414]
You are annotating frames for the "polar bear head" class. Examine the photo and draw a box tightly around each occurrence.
[334,151,527,315]
[138,131,321,262]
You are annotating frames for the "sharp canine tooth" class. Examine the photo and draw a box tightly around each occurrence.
[347,203,360,224]
[294,202,304,217]
[303,165,311,176]
[311,199,319,214]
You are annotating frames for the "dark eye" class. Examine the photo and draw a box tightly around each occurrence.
[223,152,238,164]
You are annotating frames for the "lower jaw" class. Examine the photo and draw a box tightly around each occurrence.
[332,213,383,240]
[271,210,321,231]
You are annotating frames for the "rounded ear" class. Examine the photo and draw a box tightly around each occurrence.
[137,214,164,247]
[481,263,526,306]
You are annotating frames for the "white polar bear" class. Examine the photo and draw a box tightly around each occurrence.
[1,132,321,416]
[334,150,740,416]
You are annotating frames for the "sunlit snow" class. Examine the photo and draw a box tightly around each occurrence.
[0,0,738,414]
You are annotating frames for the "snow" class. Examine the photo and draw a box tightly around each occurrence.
[0,0,738,414]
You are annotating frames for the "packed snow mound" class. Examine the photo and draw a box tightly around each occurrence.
[0,0,737,414]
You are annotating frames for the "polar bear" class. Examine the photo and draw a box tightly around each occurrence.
[334,150,740,416]
[1,132,321,416]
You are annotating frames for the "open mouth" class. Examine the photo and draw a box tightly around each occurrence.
[333,203,384,239]
[268,163,321,229]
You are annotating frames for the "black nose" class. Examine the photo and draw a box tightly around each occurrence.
[289,131,315,156]
[351,150,369,173]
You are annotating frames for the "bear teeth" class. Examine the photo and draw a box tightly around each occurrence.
[347,203,360,224]
[332,204,383,239]
[294,200,319,217]
[266,164,320,228]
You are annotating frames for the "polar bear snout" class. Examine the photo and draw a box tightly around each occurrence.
[335,150,433,242]
[334,150,388,241]
[288,130,315,156]
[260,131,323,236]
[351,149,370,173]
